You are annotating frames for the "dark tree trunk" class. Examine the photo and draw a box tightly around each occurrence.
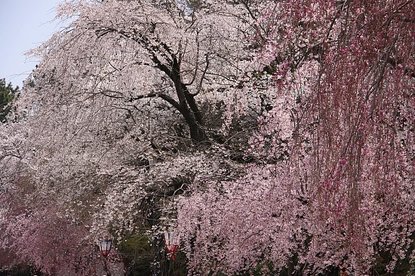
[170,60,207,143]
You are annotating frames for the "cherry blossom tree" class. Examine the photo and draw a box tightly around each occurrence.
[0,167,100,275]
[8,0,264,225]
[178,0,415,274]
[24,0,261,143]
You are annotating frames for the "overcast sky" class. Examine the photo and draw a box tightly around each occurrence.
[0,0,64,87]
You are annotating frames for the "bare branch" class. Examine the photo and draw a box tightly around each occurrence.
[190,53,210,97]
[129,92,182,111]
[183,29,201,86]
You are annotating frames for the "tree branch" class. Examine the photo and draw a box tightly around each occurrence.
[129,92,182,111]
[190,53,210,97]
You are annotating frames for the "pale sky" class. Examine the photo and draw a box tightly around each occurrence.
[0,0,65,87]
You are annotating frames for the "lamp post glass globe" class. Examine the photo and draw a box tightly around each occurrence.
[99,239,112,257]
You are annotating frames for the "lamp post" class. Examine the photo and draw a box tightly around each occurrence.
[164,231,180,276]
[99,238,112,276]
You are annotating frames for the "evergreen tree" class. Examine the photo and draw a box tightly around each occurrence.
[0,79,18,122]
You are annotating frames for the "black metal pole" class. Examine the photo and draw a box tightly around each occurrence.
[103,257,111,276]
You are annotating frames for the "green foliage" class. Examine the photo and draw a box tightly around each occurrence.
[0,78,18,123]
[118,233,154,275]
[117,232,188,276]
[160,251,187,276]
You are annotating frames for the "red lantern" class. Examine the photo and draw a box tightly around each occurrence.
[99,238,112,258]
[164,231,179,261]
